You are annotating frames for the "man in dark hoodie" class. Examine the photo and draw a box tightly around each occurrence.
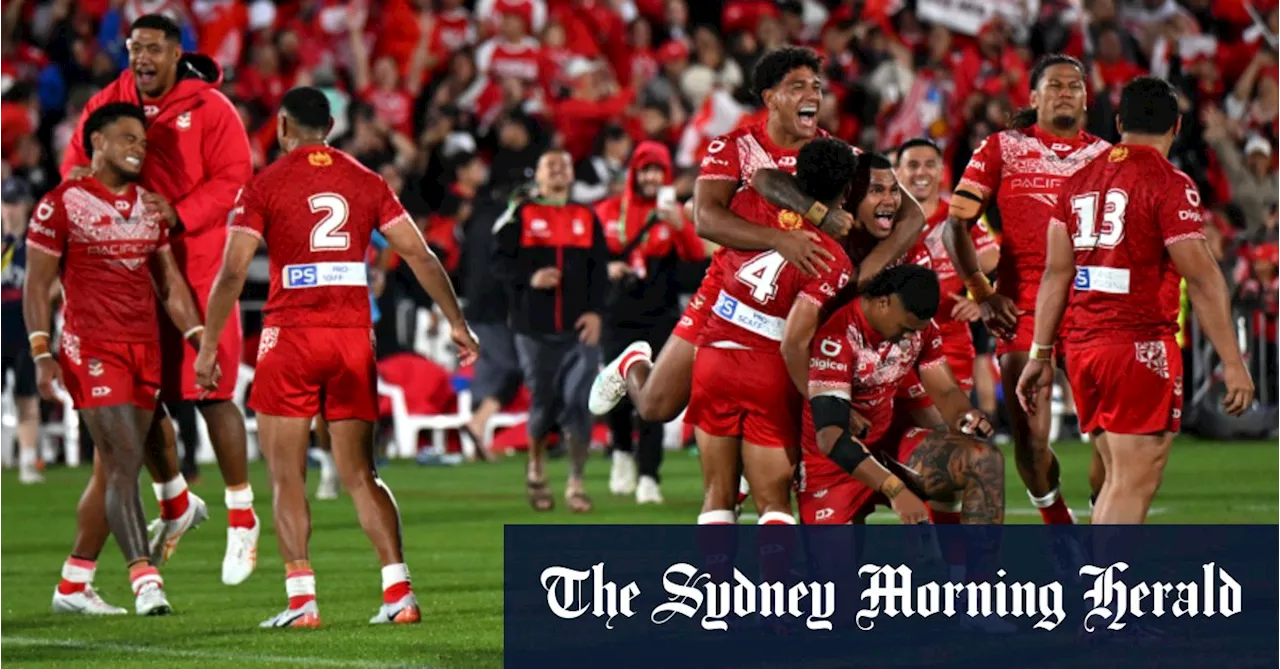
[593,141,704,504]
[61,14,258,587]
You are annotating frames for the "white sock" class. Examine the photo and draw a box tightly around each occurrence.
[381,563,410,591]
[62,557,95,584]
[155,475,188,501]
[286,569,316,606]
[1027,488,1060,509]
[758,511,796,525]
[19,446,36,468]
[226,486,254,510]
[697,509,736,525]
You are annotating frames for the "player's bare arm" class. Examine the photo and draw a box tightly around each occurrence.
[918,361,994,438]
[855,186,926,289]
[196,229,260,390]
[780,299,822,394]
[693,178,834,276]
[1017,222,1074,414]
[21,245,62,400]
[382,217,479,365]
[1168,238,1256,415]
[750,168,854,237]
[809,390,930,524]
[902,430,1005,524]
[943,191,1018,335]
[151,248,204,350]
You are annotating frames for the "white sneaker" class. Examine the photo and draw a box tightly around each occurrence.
[148,492,209,564]
[20,465,44,484]
[636,475,663,504]
[589,341,651,416]
[52,585,127,615]
[370,594,421,624]
[134,581,172,616]
[609,451,637,495]
[260,600,321,628]
[222,513,260,586]
[316,474,339,500]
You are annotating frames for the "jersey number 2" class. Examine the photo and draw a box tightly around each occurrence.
[309,193,350,252]
[736,251,786,302]
[1070,189,1127,249]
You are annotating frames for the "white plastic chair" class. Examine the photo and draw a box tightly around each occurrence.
[191,362,260,464]
[377,380,476,460]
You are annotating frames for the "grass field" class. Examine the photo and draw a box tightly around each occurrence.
[2,437,1276,668]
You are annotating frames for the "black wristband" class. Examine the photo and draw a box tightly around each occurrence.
[828,429,870,475]
[811,394,851,431]
[952,189,983,204]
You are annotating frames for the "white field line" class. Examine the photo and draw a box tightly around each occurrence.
[1,635,442,669]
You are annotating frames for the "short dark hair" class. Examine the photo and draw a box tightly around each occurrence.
[83,103,147,158]
[281,86,332,132]
[1028,53,1084,91]
[863,264,940,320]
[796,138,859,203]
[752,46,823,104]
[1118,76,1180,135]
[130,14,182,42]
[896,137,942,163]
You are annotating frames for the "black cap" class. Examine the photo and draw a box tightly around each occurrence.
[1,178,32,204]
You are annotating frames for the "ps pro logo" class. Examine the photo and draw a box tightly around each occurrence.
[1074,267,1090,290]
[286,264,318,288]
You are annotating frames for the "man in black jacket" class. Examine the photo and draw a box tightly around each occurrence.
[493,150,609,513]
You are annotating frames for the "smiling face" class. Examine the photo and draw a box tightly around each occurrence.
[535,151,574,195]
[855,168,901,239]
[764,66,823,141]
[128,27,180,98]
[94,116,147,181]
[896,145,942,204]
[1031,62,1087,132]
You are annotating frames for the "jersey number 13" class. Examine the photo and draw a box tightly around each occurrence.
[1069,189,1128,250]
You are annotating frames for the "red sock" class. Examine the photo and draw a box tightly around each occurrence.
[383,580,412,603]
[228,508,256,529]
[287,569,316,609]
[159,489,189,521]
[129,564,162,594]
[57,556,95,594]
[1038,495,1076,525]
[619,350,648,378]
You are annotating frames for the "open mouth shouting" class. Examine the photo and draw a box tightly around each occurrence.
[796,104,818,132]
[135,65,158,89]
[873,206,895,233]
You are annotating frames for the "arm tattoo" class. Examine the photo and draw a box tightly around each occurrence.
[903,430,1005,524]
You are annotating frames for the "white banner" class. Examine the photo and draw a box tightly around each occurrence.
[916,0,1040,36]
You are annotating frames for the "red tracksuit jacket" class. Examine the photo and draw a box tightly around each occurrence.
[61,53,253,291]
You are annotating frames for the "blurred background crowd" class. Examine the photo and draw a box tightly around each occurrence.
[2,0,1277,472]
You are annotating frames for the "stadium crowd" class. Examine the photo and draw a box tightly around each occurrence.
[2,0,1277,487]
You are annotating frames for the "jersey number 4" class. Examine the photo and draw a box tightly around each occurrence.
[309,193,351,252]
[1070,189,1127,249]
[735,251,787,302]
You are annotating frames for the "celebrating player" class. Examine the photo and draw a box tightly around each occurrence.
[61,13,259,582]
[944,54,1111,524]
[1017,77,1254,524]
[897,137,999,391]
[686,137,859,526]
[802,264,1004,526]
[27,103,207,615]
[589,46,926,425]
[195,87,479,627]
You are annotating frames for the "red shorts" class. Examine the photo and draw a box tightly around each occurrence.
[249,326,379,422]
[940,333,975,392]
[1065,337,1183,435]
[895,369,934,412]
[687,347,799,449]
[994,309,1038,358]
[797,424,931,524]
[58,331,161,411]
[672,270,722,344]
[160,288,241,402]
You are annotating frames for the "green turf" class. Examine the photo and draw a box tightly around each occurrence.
[2,438,1276,667]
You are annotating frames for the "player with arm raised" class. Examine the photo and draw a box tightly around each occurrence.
[801,264,1005,527]
[589,47,927,425]
[29,103,207,616]
[943,55,1110,525]
[1018,77,1253,524]
[687,137,859,527]
[194,88,479,628]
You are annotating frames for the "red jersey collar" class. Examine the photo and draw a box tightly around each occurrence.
[1028,124,1089,152]
[852,298,886,348]
[80,176,138,201]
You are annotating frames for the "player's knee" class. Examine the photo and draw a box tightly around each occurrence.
[963,439,1004,472]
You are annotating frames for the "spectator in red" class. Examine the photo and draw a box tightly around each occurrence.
[548,59,635,161]
[476,13,543,86]
[349,7,431,139]
[951,17,1030,116]
[478,0,548,38]
[624,18,659,88]
[235,40,289,114]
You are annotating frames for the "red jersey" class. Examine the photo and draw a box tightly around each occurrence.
[1051,144,1206,345]
[475,37,543,84]
[918,198,997,334]
[698,188,853,350]
[26,178,170,343]
[957,126,1111,310]
[434,9,476,53]
[807,299,945,445]
[230,147,410,329]
[361,86,415,137]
